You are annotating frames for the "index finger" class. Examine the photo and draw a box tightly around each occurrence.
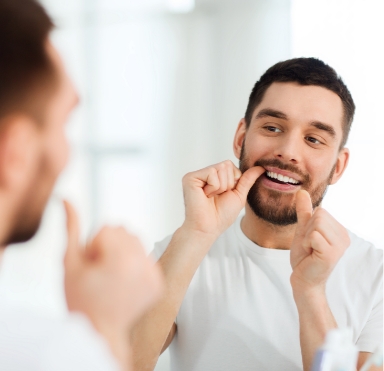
[63,200,81,267]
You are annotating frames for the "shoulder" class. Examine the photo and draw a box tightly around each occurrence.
[0,306,119,370]
[40,313,119,370]
[345,230,383,269]
[336,230,383,289]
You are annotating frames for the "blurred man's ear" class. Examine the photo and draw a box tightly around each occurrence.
[0,116,40,189]
[233,118,247,159]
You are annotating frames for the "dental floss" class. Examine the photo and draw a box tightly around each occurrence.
[311,328,358,371]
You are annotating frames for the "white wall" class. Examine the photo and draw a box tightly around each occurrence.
[161,0,292,235]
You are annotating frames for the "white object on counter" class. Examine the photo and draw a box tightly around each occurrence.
[360,345,383,371]
[311,328,358,371]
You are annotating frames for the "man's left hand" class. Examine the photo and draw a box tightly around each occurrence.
[290,190,350,292]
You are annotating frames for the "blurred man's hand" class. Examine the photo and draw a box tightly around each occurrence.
[63,201,163,369]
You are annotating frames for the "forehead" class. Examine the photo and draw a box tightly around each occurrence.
[253,82,344,132]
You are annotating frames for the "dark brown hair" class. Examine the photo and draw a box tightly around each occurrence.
[244,58,355,148]
[0,0,56,124]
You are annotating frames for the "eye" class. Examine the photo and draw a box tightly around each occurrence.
[264,126,282,133]
[305,136,322,145]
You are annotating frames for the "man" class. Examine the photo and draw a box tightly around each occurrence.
[0,0,162,370]
[131,58,383,371]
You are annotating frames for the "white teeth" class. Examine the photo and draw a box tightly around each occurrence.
[266,171,299,185]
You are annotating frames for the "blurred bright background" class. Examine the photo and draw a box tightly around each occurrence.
[0,0,382,370]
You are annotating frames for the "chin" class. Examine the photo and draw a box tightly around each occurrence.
[6,207,44,246]
[7,221,42,245]
[247,184,298,226]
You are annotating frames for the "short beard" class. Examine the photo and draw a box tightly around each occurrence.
[239,144,336,226]
[4,152,51,246]
[5,186,45,246]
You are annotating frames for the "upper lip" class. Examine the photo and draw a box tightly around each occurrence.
[263,166,303,183]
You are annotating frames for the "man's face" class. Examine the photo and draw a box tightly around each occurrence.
[235,82,349,226]
[7,41,78,244]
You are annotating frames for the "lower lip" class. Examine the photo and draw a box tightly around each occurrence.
[260,174,300,192]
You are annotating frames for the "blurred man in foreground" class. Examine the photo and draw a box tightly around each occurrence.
[0,0,163,370]
[131,59,383,370]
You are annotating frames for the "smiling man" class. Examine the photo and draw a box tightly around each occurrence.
[131,58,383,371]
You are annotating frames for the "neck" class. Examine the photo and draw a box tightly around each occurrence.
[241,204,297,249]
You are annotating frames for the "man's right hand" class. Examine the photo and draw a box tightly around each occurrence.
[63,201,164,369]
[130,161,263,371]
[182,160,265,238]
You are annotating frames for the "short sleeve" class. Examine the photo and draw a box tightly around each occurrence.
[150,234,173,262]
[356,277,383,352]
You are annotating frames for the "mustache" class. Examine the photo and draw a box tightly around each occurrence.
[253,158,311,184]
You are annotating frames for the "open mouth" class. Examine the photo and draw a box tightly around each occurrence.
[265,171,302,186]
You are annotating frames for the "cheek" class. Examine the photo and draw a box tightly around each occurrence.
[307,156,336,185]
[244,135,275,160]
[45,128,69,175]
[56,134,70,172]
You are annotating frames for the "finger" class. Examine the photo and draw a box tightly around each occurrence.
[305,209,350,253]
[226,162,235,190]
[234,166,242,186]
[203,168,220,196]
[233,166,265,203]
[85,225,121,260]
[304,209,335,247]
[303,230,330,257]
[207,166,228,197]
[63,200,81,267]
[295,190,313,235]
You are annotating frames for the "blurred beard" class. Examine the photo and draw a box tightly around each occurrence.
[6,210,43,245]
[239,144,336,226]
[4,152,53,246]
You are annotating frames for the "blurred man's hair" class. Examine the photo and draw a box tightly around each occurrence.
[0,0,56,124]
[244,58,355,148]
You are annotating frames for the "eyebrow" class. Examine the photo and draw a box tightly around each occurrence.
[310,121,336,138]
[254,107,337,138]
[254,108,288,120]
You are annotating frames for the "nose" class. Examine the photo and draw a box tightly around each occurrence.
[273,133,301,164]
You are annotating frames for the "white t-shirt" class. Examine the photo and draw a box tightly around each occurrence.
[0,300,119,371]
[152,216,383,371]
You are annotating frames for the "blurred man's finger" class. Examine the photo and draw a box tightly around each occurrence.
[63,200,81,267]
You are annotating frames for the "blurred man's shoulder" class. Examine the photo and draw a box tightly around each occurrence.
[0,302,119,370]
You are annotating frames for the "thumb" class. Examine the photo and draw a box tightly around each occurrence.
[234,166,265,203]
[63,200,81,267]
[295,190,313,236]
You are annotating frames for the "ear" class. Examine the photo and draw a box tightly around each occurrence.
[233,118,247,159]
[0,116,40,189]
[329,147,349,185]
